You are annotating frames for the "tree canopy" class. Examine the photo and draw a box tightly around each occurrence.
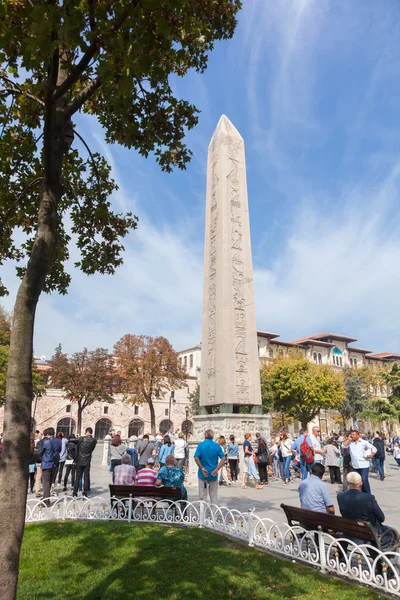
[48,344,115,434]
[114,334,186,434]
[0,0,241,296]
[339,366,371,428]
[261,356,345,429]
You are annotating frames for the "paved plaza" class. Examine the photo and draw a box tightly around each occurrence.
[28,445,400,530]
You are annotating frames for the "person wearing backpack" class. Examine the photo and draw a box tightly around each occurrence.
[292,429,314,480]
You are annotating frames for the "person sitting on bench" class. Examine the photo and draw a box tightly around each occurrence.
[156,454,187,500]
[298,463,335,514]
[338,472,393,548]
[113,454,136,485]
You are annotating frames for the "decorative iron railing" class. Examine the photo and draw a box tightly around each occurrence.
[26,496,400,597]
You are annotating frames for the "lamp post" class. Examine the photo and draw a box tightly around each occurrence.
[280,404,285,430]
[168,391,176,433]
[184,405,189,442]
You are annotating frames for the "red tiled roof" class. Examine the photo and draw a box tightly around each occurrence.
[367,352,400,359]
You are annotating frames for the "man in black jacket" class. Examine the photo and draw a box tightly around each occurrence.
[72,427,97,497]
[372,431,385,481]
[338,471,393,546]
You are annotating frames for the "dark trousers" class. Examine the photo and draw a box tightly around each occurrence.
[300,458,313,480]
[354,467,371,494]
[110,458,122,482]
[64,464,76,488]
[29,472,35,493]
[373,457,385,478]
[175,458,185,468]
[228,459,239,481]
[328,465,342,484]
[73,464,90,496]
[258,462,268,483]
[342,463,352,491]
[42,468,53,504]
[50,464,59,486]
[57,461,65,484]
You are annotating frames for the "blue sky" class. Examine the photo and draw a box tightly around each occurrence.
[3,0,400,357]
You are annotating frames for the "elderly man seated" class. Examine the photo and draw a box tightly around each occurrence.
[298,463,335,514]
[113,454,136,485]
[338,472,394,548]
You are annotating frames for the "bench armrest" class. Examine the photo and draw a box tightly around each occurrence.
[376,526,400,548]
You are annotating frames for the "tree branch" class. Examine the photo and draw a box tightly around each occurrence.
[0,75,45,106]
[54,2,138,101]
[72,127,102,199]
[0,177,42,235]
[65,76,102,116]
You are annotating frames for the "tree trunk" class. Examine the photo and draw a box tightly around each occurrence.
[77,402,83,436]
[301,420,308,430]
[0,101,73,598]
[148,396,156,436]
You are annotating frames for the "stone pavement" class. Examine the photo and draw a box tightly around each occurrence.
[28,446,400,530]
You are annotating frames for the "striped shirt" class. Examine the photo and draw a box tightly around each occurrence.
[135,468,157,486]
[113,464,136,485]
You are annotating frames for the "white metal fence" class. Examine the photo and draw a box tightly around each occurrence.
[26,496,400,597]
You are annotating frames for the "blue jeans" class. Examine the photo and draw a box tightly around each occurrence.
[354,467,371,494]
[300,457,313,480]
[283,456,292,481]
[373,457,385,478]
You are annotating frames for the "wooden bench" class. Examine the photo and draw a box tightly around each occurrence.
[281,503,400,552]
[109,484,183,509]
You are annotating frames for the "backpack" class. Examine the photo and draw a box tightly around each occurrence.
[66,441,78,462]
[300,435,314,464]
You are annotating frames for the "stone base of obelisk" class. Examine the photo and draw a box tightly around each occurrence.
[186,413,271,485]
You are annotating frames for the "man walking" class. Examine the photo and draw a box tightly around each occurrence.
[194,429,225,504]
[292,429,314,480]
[342,429,376,494]
[40,428,58,506]
[372,431,385,481]
[72,427,97,497]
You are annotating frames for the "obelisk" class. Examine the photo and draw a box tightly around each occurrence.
[200,115,262,412]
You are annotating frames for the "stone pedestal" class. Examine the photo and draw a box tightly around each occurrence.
[186,413,271,485]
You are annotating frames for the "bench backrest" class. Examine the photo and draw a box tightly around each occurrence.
[280,503,376,542]
[110,484,182,499]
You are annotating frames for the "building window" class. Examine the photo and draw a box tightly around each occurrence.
[268,347,273,358]
[313,352,317,363]
[66,404,71,413]
[349,357,353,368]
[165,408,169,416]
[353,358,357,367]
[339,356,343,367]
[190,354,193,368]
[134,405,139,415]
[184,356,187,369]
[103,406,109,415]
[318,353,322,364]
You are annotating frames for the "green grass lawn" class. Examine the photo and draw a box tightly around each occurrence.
[19,521,389,600]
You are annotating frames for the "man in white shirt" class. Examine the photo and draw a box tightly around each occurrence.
[309,426,325,463]
[342,429,376,494]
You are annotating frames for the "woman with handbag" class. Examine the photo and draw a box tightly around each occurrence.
[110,434,127,481]
[255,438,269,485]
[280,432,293,484]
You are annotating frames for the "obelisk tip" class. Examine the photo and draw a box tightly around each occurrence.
[209,114,243,147]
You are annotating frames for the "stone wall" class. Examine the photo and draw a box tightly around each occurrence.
[0,379,197,438]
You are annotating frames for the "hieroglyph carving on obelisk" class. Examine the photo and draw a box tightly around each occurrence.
[200,115,261,408]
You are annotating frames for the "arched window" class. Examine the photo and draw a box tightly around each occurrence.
[128,418,144,438]
[349,358,353,368]
[268,347,273,358]
[339,357,343,367]
[94,417,112,440]
[257,343,260,356]
[313,352,317,363]
[354,358,357,367]
[318,353,322,364]
[159,419,173,434]
[57,417,76,437]
[181,420,193,435]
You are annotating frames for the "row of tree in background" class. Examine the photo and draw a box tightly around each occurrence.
[260,354,400,432]
[2,305,399,434]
